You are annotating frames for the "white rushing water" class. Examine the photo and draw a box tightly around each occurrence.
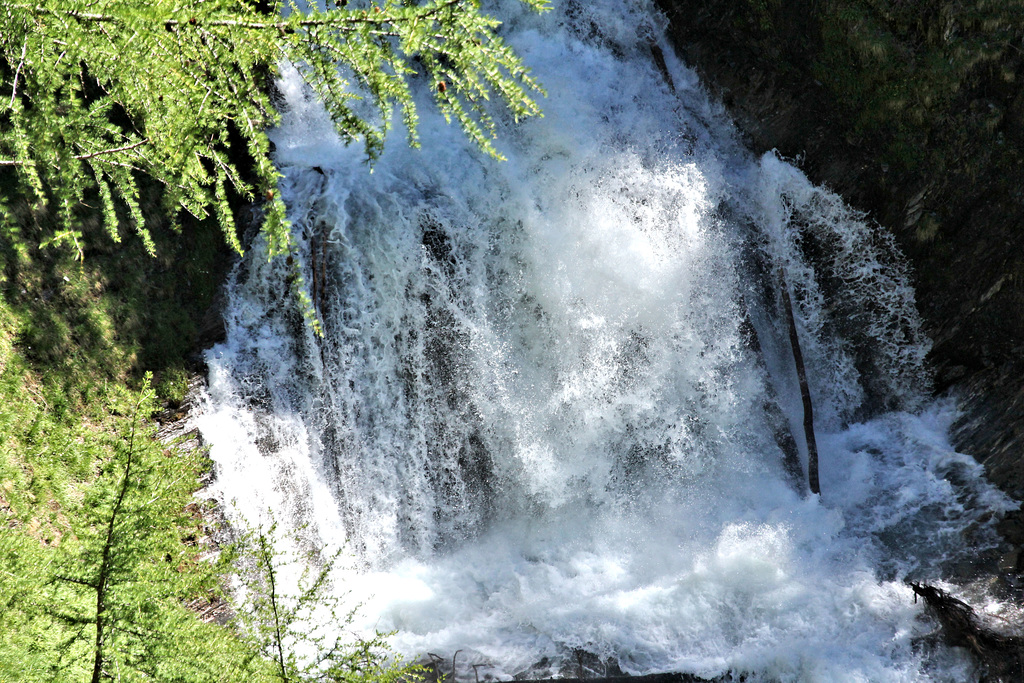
[197,1,1015,680]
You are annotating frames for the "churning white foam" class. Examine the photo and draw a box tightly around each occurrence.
[197,1,1014,680]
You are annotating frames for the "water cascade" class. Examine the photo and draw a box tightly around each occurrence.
[198,1,1015,679]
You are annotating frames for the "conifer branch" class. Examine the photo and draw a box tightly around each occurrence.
[52,575,100,589]
[73,138,152,161]
[7,38,27,111]
[21,0,464,31]
[2,0,546,327]
[88,387,147,683]
[0,139,151,166]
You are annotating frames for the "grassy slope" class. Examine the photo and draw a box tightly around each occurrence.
[0,176,269,679]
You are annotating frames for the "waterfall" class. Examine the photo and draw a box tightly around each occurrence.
[197,1,1014,680]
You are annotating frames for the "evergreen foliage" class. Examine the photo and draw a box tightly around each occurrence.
[46,378,210,682]
[0,367,254,681]
[234,518,419,683]
[0,0,547,266]
[0,343,409,680]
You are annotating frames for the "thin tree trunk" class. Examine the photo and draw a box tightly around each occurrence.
[91,590,106,683]
[778,268,820,495]
[91,396,142,683]
[261,535,289,683]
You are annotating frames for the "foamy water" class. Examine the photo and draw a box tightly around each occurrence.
[197,1,1014,679]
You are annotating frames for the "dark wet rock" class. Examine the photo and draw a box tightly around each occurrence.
[910,582,1024,682]
[196,284,228,352]
[954,361,1024,503]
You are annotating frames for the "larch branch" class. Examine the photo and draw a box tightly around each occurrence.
[1,138,151,167]
[8,38,28,111]
[22,0,462,31]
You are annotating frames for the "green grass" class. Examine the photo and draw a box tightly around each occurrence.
[0,171,417,682]
[0,171,253,679]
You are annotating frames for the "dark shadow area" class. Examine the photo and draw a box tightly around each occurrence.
[1,167,235,410]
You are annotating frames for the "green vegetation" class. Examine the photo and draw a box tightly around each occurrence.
[2,0,547,325]
[5,378,247,683]
[664,0,1023,256]
[0,225,420,679]
[730,0,1024,184]
[810,0,1024,175]
[0,328,254,681]
[1,0,548,679]
[236,519,416,683]
[0,0,548,243]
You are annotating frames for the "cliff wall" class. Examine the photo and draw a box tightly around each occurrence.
[655,0,1024,560]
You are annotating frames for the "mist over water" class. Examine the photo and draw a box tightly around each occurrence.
[198,1,1015,679]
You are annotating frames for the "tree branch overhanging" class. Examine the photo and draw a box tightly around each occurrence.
[1,0,547,330]
[18,0,465,32]
[0,138,151,166]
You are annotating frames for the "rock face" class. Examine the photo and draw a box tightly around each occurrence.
[655,0,1024,530]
